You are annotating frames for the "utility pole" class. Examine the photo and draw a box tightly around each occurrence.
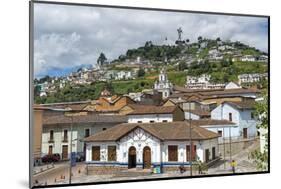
[189,101,192,176]
[223,127,226,169]
[229,127,232,161]
[69,115,73,184]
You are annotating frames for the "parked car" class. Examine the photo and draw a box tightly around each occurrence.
[42,153,61,163]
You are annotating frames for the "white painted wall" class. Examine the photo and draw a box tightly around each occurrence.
[184,112,200,120]
[211,103,257,138]
[41,123,117,158]
[128,114,173,123]
[201,125,238,143]
[86,128,219,165]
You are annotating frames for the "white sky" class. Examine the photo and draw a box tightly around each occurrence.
[33,3,268,78]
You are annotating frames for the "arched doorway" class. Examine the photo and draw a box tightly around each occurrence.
[128,146,136,169]
[143,146,151,169]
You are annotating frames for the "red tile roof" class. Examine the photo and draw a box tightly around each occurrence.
[84,121,219,142]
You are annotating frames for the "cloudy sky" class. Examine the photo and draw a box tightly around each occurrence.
[34,3,268,78]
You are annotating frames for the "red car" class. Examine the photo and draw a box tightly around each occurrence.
[42,153,61,163]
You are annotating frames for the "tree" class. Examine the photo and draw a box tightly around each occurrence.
[197,36,203,43]
[249,90,268,171]
[144,41,153,49]
[178,61,187,71]
[97,52,107,66]
[186,39,190,43]
[34,85,41,97]
[137,68,145,77]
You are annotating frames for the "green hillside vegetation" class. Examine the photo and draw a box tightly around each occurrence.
[34,79,155,104]
[187,59,267,83]
[35,38,268,104]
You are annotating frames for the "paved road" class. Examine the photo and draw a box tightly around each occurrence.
[33,162,86,186]
[33,140,261,186]
[208,140,260,174]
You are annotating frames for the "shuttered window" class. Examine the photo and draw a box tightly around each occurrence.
[108,146,117,161]
[85,129,90,137]
[168,145,178,161]
[186,145,197,161]
[92,146,100,161]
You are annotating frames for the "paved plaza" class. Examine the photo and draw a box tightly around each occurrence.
[33,140,261,187]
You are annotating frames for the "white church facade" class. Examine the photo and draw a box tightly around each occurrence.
[84,122,219,173]
[154,68,173,99]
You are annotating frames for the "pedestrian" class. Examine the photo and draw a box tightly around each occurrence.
[179,165,185,174]
[230,160,237,173]
[198,160,203,174]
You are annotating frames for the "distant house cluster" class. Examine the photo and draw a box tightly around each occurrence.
[238,73,268,84]
[185,74,241,90]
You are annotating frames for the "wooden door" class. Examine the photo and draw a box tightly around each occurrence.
[128,146,136,168]
[143,146,151,169]
[212,147,216,160]
[62,145,68,160]
[243,128,248,139]
[48,146,53,155]
[205,149,210,162]
[92,146,100,161]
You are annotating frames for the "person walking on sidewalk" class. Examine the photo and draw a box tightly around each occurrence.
[198,160,203,174]
[230,160,237,173]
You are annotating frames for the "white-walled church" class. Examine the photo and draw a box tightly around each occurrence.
[84,122,219,172]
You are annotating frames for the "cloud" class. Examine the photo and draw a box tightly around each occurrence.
[34,32,83,77]
[33,3,268,78]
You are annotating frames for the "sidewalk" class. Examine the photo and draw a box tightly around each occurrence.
[33,163,55,175]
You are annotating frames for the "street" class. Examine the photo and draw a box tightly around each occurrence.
[33,140,261,186]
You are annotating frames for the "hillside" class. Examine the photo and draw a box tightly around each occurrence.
[34,37,268,104]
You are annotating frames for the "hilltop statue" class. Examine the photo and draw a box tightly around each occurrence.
[177,27,183,41]
[176,27,185,45]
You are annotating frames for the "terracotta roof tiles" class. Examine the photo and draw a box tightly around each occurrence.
[84,121,220,142]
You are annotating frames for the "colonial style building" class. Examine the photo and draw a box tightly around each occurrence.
[171,85,260,105]
[127,105,184,123]
[41,113,127,160]
[185,74,225,90]
[184,109,211,120]
[238,73,268,84]
[191,119,237,143]
[83,89,136,113]
[154,68,173,99]
[84,122,219,173]
[211,101,257,139]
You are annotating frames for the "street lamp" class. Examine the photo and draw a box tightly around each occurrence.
[47,108,89,185]
[64,109,89,184]
[188,100,192,176]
